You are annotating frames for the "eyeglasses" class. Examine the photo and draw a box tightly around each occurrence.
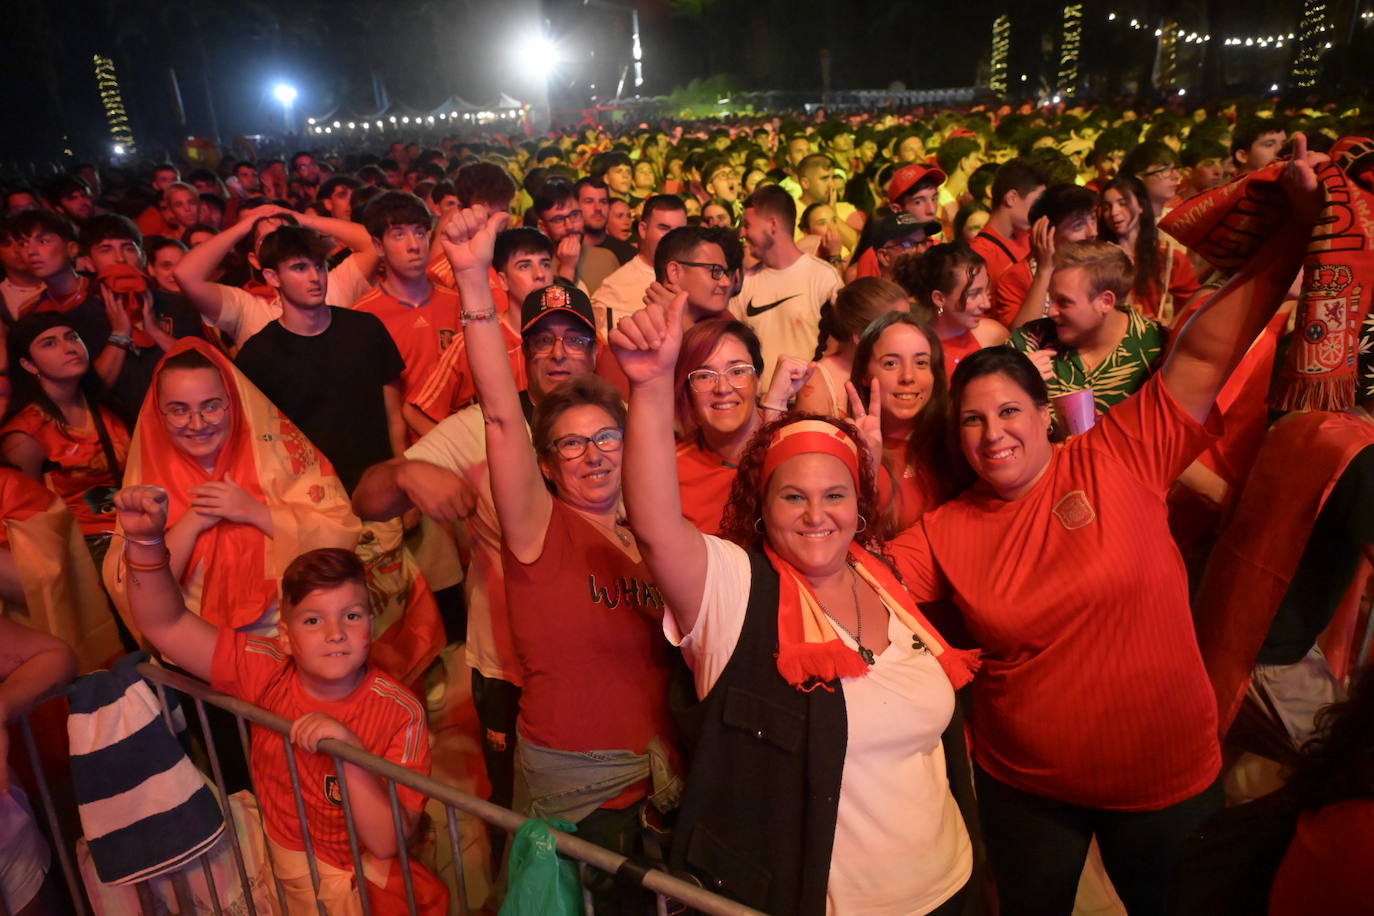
[549,427,624,460]
[675,260,730,280]
[162,399,227,428]
[687,365,757,391]
[542,210,583,228]
[526,332,595,356]
[881,238,921,251]
[1142,165,1180,178]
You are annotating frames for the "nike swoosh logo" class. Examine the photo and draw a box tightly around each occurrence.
[744,295,798,317]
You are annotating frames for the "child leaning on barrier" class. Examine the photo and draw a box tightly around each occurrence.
[113,484,447,915]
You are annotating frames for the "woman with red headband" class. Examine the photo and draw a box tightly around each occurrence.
[614,293,980,916]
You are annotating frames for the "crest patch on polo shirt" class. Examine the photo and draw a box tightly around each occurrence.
[1052,490,1096,530]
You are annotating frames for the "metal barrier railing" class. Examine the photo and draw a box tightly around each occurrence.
[8,661,765,916]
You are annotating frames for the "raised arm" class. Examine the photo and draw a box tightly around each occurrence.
[1011,216,1056,328]
[440,206,552,562]
[113,486,219,681]
[295,211,380,278]
[1162,134,1323,423]
[614,293,711,630]
[173,204,289,324]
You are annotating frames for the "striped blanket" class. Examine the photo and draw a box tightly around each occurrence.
[67,653,225,885]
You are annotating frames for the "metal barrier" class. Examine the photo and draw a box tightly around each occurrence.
[8,662,765,916]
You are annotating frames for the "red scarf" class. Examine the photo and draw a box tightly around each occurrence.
[1159,138,1374,411]
[766,541,980,692]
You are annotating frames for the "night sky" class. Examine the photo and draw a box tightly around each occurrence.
[0,0,1337,165]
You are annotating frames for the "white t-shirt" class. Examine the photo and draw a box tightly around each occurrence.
[730,253,841,387]
[591,255,655,329]
[213,255,373,346]
[404,403,523,684]
[666,536,971,916]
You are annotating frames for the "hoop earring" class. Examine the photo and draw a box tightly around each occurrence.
[754,518,765,534]
[856,515,867,533]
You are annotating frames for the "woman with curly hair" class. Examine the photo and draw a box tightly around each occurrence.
[612,292,980,916]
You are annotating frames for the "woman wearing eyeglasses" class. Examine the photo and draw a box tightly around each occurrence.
[440,207,680,899]
[1099,176,1199,324]
[673,318,813,534]
[102,339,360,638]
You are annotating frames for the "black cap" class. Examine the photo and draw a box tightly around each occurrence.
[872,211,941,248]
[520,283,596,335]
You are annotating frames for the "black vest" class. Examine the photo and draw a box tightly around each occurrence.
[669,551,848,916]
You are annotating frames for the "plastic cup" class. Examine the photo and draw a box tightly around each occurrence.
[1052,389,1097,435]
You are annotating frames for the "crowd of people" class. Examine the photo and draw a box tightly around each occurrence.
[2,96,1374,915]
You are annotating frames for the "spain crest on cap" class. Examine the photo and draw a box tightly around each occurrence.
[542,285,571,312]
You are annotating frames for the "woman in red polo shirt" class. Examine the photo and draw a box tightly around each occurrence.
[886,157,1318,915]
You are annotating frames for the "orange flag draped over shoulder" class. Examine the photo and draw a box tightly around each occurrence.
[0,468,122,671]
[104,339,361,634]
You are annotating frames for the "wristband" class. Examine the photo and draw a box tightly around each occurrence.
[122,533,165,547]
[108,334,134,350]
[125,552,171,572]
[461,309,497,325]
[761,401,790,412]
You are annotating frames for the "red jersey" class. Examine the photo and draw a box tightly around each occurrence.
[211,630,430,870]
[991,259,1036,328]
[0,403,129,537]
[889,375,1222,809]
[407,318,526,423]
[353,284,462,405]
[676,437,737,534]
[503,499,677,808]
[1270,801,1374,916]
[969,227,1029,286]
[853,246,881,279]
[939,330,983,378]
[425,255,509,316]
[136,206,174,238]
[1133,243,1200,322]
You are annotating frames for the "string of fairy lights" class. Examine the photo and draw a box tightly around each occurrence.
[305,109,524,135]
[989,14,1011,94]
[1057,4,1083,96]
[93,54,136,155]
[1104,10,1338,51]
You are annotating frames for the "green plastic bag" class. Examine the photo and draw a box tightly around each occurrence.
[500,818,583,916]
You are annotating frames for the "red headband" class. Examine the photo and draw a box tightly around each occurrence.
[761,420,861,485]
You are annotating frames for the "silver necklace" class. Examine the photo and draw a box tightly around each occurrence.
[816,565,875,666]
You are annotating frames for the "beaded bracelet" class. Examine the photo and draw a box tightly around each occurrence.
[461,309,497,325]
